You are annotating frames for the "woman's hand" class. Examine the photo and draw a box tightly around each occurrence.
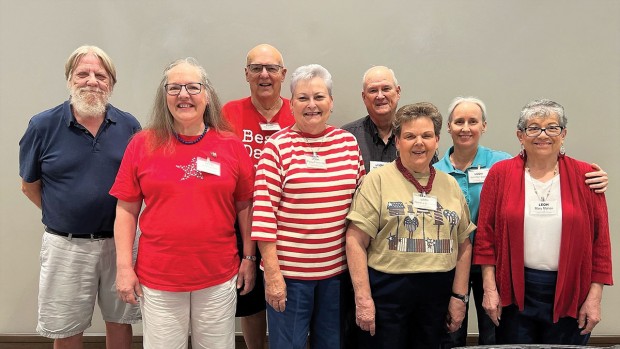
[265,270,287,312]
[482,288,502,326]
[237,259,256,295]
[116,266,142,305]
[578,283,603,335]
[355,296,376,336]
[446,297,467,332]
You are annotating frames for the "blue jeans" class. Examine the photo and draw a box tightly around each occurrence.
[496,268,590,345]
[267,275,341,349]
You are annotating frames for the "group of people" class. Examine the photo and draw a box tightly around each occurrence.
[18,43,612,349]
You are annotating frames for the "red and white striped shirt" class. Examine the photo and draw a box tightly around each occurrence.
[252,125,365,280]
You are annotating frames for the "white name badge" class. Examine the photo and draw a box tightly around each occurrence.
[413,193,437,210]
[305,155,327,169]
[369,161,388,172]
[197,157,221,176]
[530,200,558,215]
[468,168,489,183]
[260,123,281,131]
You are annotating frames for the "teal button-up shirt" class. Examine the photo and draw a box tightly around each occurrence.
[434,145,511,242]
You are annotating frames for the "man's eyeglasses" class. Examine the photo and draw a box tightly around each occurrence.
[522,125,564,137]
[164,83,204,96]
[247,64,283,75]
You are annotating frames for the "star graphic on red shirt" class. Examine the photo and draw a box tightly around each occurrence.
[176,157,203,181]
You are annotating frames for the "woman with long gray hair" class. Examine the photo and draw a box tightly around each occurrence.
[111,57,255,348]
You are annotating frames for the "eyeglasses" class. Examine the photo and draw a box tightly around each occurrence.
[522,125,564,137]
[164,83,204,96]
[247,64,283,74]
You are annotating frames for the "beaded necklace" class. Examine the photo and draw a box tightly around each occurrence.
[396,158,436,194]
[174,126,208,145]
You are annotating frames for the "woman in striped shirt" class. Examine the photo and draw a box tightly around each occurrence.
[251,64,365,349]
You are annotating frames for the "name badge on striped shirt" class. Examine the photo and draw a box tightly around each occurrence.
[305,155,327,169]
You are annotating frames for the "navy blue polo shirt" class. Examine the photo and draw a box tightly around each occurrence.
[19,100,141,235]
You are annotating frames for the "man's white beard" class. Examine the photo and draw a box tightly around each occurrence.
[70,87,109,118]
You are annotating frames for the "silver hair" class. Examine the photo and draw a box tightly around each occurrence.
[362,66,399,90]
[147,57,228,152]
[517,99,567,130]
[447,96,487,123]
[290,64,333,96]
[65,45,117,88]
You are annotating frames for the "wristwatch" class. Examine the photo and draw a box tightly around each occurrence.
[243,255,257,262]
[451,292,469,304]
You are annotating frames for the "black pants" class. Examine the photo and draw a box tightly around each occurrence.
[357,268,455,349]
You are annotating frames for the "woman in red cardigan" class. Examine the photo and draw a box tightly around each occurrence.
[473,99,613,345]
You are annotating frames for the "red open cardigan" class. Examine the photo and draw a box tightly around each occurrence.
[473,154,613,322]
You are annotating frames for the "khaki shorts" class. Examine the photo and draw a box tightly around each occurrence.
[37,232,141,338]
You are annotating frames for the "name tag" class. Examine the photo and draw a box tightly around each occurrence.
[197,157,221,176]
[369,161,388,171]
[468,168,489,183]
[260,123,281,131]
[530,200,558,215]
[413,193,437,210]
[305,155,327,169]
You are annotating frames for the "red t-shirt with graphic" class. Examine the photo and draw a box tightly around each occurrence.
[110,129,254,292]
[222,97,294,166]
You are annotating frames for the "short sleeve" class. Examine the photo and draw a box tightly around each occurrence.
[346,176,381,239]
[109,133,144,202]
[233,138,255,202]
[19,120,42,182]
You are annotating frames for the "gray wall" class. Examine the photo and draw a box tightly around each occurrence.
[1,0,618,336]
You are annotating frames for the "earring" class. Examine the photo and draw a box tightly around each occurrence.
[560,143,566,155]
[396,149,400,158]
[519,144,525,157]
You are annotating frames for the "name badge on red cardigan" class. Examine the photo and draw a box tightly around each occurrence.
[530,200,558,215]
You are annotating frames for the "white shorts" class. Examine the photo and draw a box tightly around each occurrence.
[37,232,141,338]
[141,276,237,349]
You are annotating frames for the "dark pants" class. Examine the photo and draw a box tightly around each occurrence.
[440,265,496,348]
[358,268,455,349]
[235,221,266,317]
[340,270,359,349]
[496,268,590,345]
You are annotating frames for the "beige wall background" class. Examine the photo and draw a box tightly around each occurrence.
[1,0,618,336]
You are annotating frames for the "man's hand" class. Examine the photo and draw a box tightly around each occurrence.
[237,258,256,295]
[585,163,608,193]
